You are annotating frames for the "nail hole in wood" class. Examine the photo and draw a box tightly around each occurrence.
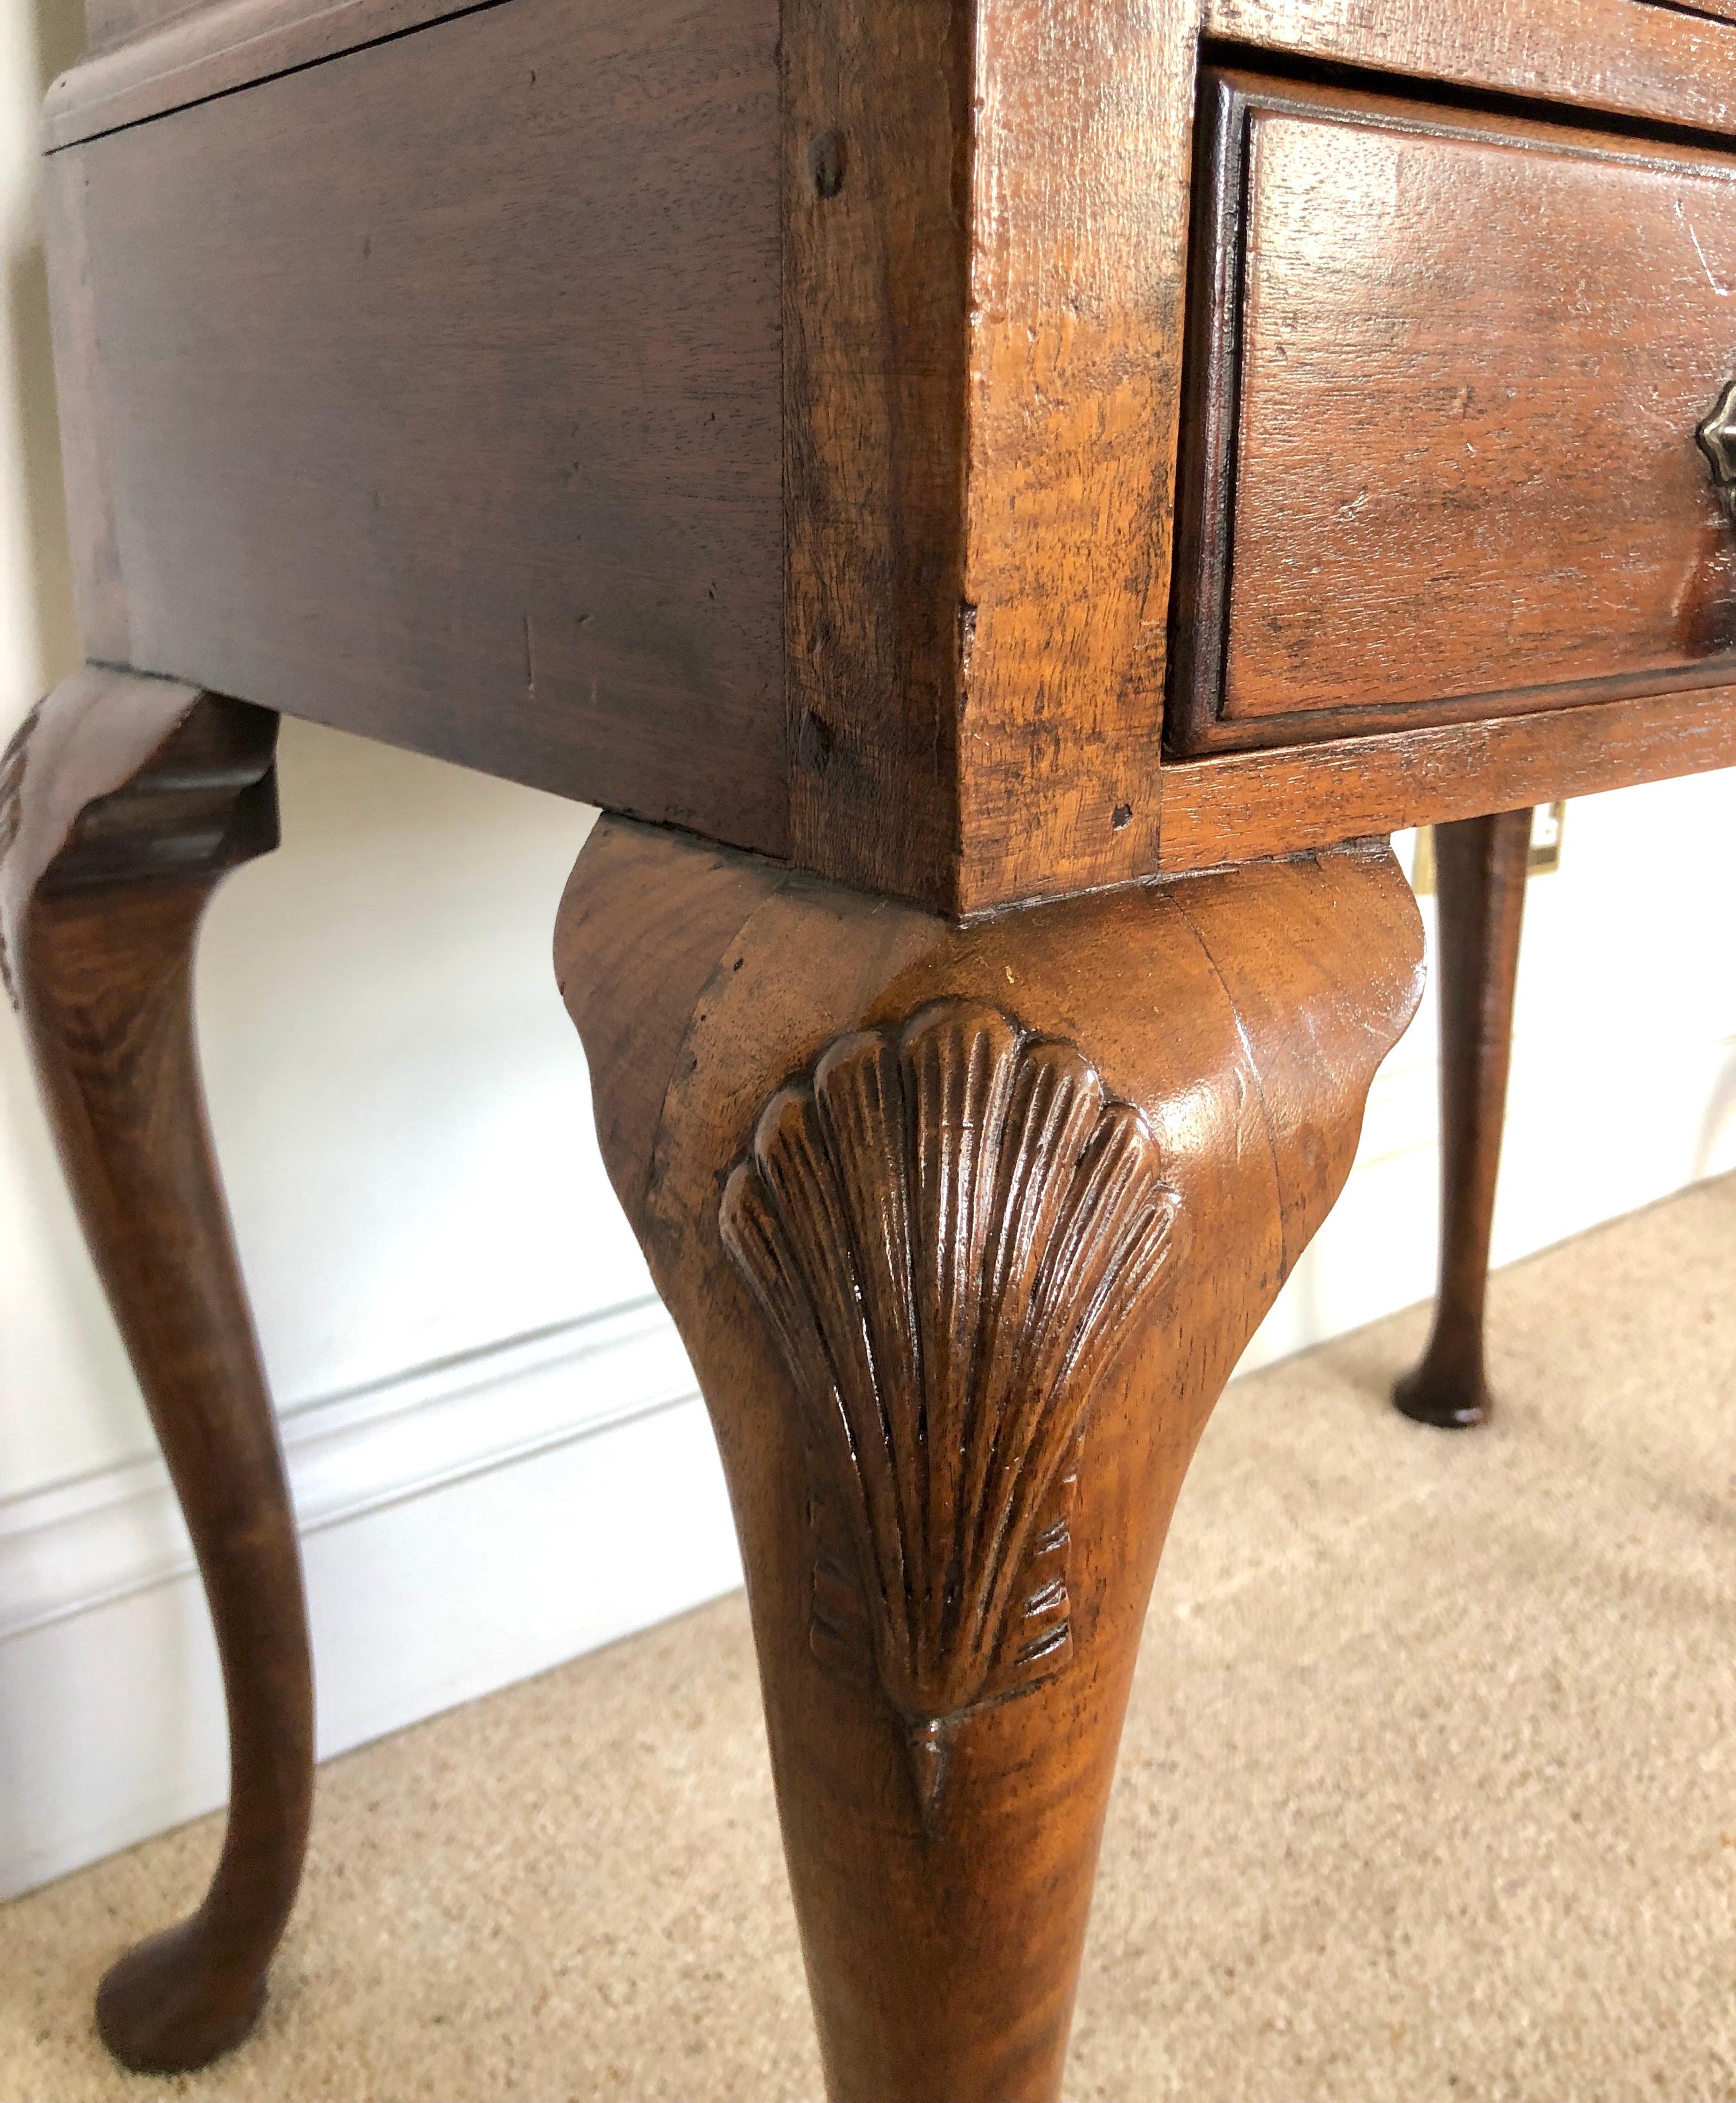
[796,710,836,775]
[809,129,846,199]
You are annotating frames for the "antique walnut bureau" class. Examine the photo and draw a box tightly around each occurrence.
[10,0,1736,2093]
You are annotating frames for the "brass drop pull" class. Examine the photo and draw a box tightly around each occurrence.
[1696,376,1736,518]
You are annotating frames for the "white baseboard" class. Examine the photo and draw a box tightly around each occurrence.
[0,1301,739,1900]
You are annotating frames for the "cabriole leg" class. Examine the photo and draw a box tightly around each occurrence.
[557,820,1424,2102]
[1394,808,1532,1431]
[1,668,311,2073]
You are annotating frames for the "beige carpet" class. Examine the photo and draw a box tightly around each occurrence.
[6,1177,1736,2103]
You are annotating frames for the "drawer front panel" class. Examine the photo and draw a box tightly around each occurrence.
[1169,72,1736,755]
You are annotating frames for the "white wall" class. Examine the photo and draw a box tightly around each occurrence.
[1249,798,1736,1374]
[3,0,1735,1897]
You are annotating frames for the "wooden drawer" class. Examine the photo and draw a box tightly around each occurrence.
[1168,70,1736,756]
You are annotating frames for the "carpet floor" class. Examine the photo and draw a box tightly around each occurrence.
[5,1176,1736,2102]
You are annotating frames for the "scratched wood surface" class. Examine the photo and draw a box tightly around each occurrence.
[782,0,1201,911]
[948,0,1199,911]
[40,0,1736,896]
[53,0,786,856]
[780,0,972,903]
[1169,71,1736,754]
[1154,685,1736,872]
[1203,0,1736,137]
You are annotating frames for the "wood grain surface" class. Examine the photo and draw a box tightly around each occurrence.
[1,668,311,2075]
[1640,0,1736,25]
[55,0,786,855]
[1393,808,1530,1431]
[1171,71,1736,753]
[1203,0,1736,138]
[53,0,1736,170]
[783,0,1201,911]
[780,0,972,901]
[40,0,1736,897]
[1153,685,1736,872]
[949,0,1199,908]
[557,815,1424,2101]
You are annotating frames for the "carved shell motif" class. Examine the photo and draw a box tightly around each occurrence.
[719,997,1179,1820]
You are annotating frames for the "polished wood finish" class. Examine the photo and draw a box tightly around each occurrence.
[21,0,1736,2087]
[557,817,1424,2100]
[49,0,785,854]
[0,668,311,2073]
[1394,810,1532,1430]
[1172,71,1736,754]
[49,0,1201,913]
[781,0,971,896]
[1153,685,1736,873]
[944,0,1196,905]
[1644,0,1736,25]
[1204,0,1736,137]
[784,0,1202,905]
[44,0,1736,905]
[48,0,1736,156]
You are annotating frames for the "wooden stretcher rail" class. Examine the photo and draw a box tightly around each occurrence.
[1156,686,1736,873]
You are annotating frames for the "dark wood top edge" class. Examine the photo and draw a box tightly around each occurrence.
[43,0,509,150]
[48,0,1736,168]
[1203,0,1736,143]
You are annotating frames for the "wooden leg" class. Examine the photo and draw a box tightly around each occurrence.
[1394,808,1532,1431]
[1,668,311,2073]
[557,820,1424,2103]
